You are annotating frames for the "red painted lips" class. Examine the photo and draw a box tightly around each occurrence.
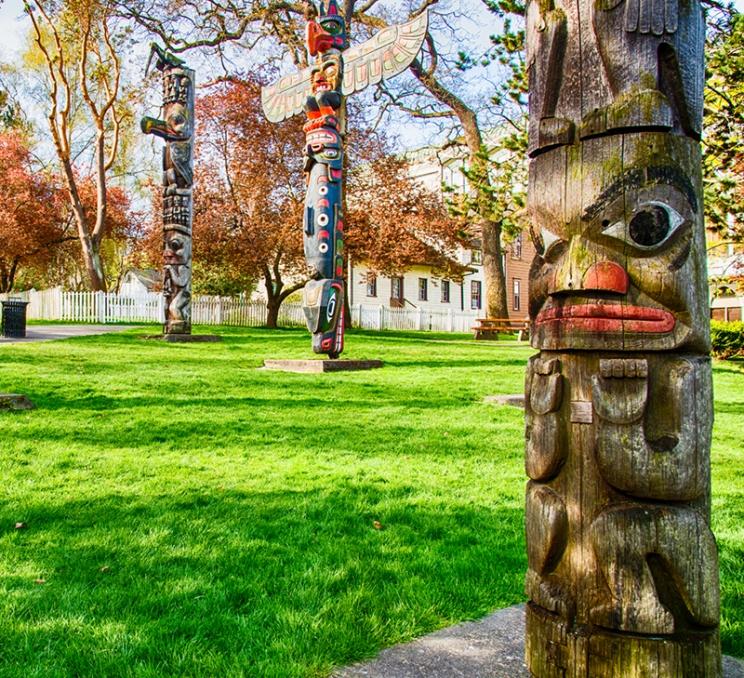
[536,304,676,333]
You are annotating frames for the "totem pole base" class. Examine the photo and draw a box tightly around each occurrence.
[0,394,35,411]
[162,333,222,343]
[333,604,744,678]
[262,359,383,374]
[526,603,723,678]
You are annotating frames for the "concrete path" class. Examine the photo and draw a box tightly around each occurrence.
[0,325,135,344]
[335,604,744,678]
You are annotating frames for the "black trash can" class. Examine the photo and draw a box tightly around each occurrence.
[1,299,30,338]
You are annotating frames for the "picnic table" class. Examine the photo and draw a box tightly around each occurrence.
[472,317,530,341]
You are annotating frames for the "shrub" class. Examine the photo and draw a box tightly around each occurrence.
[710,320,744,359]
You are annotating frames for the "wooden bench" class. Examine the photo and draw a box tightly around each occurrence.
[472,318,530,341]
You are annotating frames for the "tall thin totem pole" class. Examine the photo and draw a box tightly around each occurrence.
[524,0,720,675]
[141,45,195,336]
[261,1,428,357]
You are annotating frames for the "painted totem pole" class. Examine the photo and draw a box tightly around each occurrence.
[524,0,720,675]
[261,1,429,357]
[141,45,195,336]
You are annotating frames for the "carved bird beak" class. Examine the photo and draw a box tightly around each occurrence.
[306,21,334,56]
[140,115,189,141]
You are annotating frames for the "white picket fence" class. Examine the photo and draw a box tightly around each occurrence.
[0,288,479,333]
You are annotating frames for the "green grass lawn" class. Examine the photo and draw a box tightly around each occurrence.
[0,326,741,677]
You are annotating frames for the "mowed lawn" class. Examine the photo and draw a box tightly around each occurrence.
[0,326,741,678]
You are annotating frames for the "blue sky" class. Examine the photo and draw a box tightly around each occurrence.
[1,0,742,153]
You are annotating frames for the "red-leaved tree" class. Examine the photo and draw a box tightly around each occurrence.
[138,75,468,326]
[0,131,70,292]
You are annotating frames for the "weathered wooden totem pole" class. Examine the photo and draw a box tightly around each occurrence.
[141,45,195,336]
[261,1,428,357]
[524,0,720,675]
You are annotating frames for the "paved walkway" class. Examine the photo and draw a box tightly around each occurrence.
[0,325,135,344]
[335,604,744,678]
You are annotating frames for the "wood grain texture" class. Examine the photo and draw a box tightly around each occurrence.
[524,354,720,677]
[524,0,718,672]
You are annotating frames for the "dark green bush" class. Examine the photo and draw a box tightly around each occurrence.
[710,320,744,359]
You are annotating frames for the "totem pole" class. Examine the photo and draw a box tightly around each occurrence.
[261,1,429,357]
[141,44,195,336]
[524,0,720,675]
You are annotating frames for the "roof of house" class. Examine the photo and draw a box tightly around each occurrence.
[125,269,161,291]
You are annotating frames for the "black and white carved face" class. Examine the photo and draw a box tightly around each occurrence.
[163,231,192,265]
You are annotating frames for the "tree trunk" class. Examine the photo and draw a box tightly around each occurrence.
[409,57,508,318]
[266,297,280,328]
[264,265,283,329]
[481,219,508,317]
[60,162,108,292]
[81,237,107,292]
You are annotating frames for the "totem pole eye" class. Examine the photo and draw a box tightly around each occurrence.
[318,186,329,196]
[319,243,329,253]
[602,201,684,250]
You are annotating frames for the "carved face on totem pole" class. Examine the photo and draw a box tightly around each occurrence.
[528,133,710,353]
[306,0,348,56]
[163,230,192,267]
[311,57,342,96]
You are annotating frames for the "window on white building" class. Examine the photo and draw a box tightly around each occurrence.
[441,280,451,304]
[391,276,404,307]
[471,280,482,310]
[366,273,377,297]
[418,278,428,302]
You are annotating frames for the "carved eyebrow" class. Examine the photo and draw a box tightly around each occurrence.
[582,165,697,222]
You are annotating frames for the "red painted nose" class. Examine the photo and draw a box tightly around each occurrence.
[582,261,629,294]
[306,21,333,56]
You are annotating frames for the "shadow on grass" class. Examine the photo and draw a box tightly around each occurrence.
[0,485,526,678]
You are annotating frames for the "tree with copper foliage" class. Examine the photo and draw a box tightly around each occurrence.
[0,132,69,292]
[115,0,512,316]
[23,0,134,292]
[196,77,307,327]
[345,150,469,280]
[0,130,133,292]
[137,76,465,324]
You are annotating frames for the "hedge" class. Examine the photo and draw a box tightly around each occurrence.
[710,320,744,359]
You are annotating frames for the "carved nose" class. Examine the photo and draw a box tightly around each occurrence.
[582,261,629,294]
